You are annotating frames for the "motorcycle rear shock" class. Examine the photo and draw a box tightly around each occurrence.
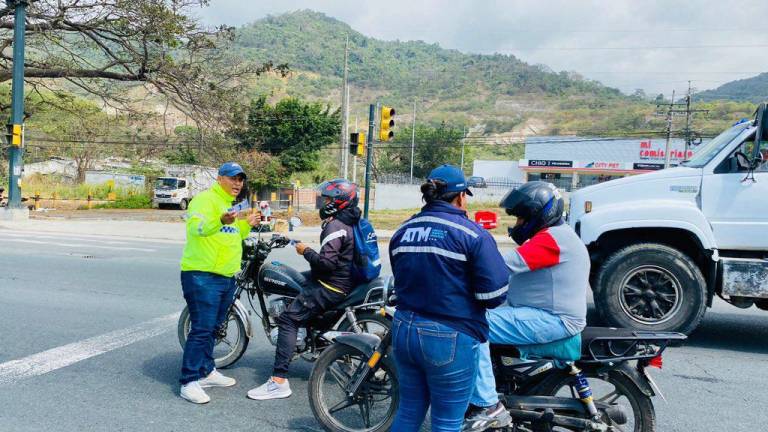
[569,364,600,419]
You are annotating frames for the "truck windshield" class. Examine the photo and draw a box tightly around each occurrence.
[681,122,751,168]
[155,178,178,189]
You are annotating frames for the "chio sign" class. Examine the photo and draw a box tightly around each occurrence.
[639,140,693,161]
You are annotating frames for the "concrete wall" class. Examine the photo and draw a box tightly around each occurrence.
[472,160,525,182]
[85,171,145,188]
[373,183,511,210]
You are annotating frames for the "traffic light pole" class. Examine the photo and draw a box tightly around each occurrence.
[6,0,27,210]
[363,104,375,219]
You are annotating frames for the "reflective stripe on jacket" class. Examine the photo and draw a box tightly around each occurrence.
[389,201,509,342]
[180,183,251,277]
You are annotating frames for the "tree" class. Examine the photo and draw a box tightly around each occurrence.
[0,1,287,128]
[379,123,464,178]
[230,96,340,174]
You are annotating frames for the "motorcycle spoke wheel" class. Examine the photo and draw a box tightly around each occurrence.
[541,372,655,432]
[212,314,242,359]
[309,344,398,432]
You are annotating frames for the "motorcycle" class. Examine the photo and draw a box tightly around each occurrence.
[177,223,393,369]
[307,322,686,432]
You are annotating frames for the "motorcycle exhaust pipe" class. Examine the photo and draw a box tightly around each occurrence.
[507,408,608,432]
[604,406,628,425]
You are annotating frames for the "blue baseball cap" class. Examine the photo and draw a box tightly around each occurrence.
[427,164,473,196]
[218,162,246,179]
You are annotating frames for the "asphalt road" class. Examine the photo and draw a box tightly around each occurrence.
[1,226,767,431]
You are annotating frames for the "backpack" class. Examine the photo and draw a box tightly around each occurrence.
[352,218,381,282]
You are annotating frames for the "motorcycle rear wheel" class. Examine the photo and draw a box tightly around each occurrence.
[534,370,655,432]
[177,306,249,369]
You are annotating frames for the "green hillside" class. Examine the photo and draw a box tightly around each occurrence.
[233,10,625,118]
[696,73,768,103]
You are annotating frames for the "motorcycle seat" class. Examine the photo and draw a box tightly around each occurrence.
[333,277,386,310]
[491,333,582,362]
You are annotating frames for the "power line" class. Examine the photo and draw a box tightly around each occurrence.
[507,44,768,51]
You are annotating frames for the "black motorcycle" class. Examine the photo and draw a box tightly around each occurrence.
[308,323,685,432]
[177,231,393,369]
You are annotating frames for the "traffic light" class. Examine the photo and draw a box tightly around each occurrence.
[379,106,395,141]
[349,132,365,156]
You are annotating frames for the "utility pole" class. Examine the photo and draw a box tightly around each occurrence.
[460,126,467,170]
[409,99,416,184]
[682,81,708,152]
[663,90,675,169]
[352,115,358,184]
[655,86,709,168]
[684,81,693,152]
[363,104,375,218]
[338,35,350,178]
[5,0,27,213]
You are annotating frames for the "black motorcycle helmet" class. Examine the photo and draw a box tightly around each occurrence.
[499,181,564,245]
[318,178,358,219]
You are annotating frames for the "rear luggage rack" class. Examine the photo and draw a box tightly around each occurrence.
[580,328,687,364]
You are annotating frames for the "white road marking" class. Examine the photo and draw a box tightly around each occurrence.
[0,312,180,386]
[1,231,134,245]
[0,228,184,245]
[1,238,157,252]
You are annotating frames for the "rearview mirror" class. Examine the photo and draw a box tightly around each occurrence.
[735,151,752,170]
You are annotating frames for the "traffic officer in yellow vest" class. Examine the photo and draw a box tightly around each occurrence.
[179,162,259,404]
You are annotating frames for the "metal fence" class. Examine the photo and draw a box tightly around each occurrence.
[374,173,623,193]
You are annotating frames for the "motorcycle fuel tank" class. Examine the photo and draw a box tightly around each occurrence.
[258,262,306,297]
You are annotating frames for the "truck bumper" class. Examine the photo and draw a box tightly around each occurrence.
[154,198,181,205]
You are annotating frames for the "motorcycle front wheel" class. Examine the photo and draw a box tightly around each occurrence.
[177,306,249,369]
[308,343,398,432]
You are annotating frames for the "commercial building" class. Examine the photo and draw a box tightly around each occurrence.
[518,136,699,190]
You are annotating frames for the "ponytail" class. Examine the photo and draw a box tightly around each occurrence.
[421,179,460,204]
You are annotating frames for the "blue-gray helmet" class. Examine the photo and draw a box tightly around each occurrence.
[499,181,564,245]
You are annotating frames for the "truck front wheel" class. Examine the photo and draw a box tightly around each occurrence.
[179,199,188,210]
[594,243,707,335]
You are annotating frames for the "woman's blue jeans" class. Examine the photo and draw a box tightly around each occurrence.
[391,310,480,432]
[179,271,236,385]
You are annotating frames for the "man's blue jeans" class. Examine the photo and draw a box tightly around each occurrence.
[391,310,480,432]
[470,306,572,408]
[180,271,237,385]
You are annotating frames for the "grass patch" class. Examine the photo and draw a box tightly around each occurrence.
[368,202,515,235]
[92,194,152,209]
[23,173,145,200]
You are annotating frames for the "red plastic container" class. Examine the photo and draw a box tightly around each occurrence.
[474,211,498,230]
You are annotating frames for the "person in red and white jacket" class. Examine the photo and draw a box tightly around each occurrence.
[464,181,590,431]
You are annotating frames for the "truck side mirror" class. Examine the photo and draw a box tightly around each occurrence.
[735,151,752,170]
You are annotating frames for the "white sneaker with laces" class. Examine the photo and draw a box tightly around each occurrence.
[180,381,210,404]
[199,369,236,388]
[247,378,292,400]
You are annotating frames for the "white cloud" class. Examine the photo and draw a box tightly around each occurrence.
[200,0,768,96]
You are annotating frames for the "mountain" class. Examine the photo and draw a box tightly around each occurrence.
[232,10,626,117]
[696,73,768,103]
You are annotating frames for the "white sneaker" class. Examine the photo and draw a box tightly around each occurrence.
[247,378,292,400]
[199,369,236,388]
[180,381,210,404]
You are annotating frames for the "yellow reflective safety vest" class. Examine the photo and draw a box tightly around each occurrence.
[180,183,251,277]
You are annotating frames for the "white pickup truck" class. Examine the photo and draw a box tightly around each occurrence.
[153,165,216,210]
[568,103,768,334]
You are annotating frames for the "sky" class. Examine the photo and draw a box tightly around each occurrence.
[198,0,768,98]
